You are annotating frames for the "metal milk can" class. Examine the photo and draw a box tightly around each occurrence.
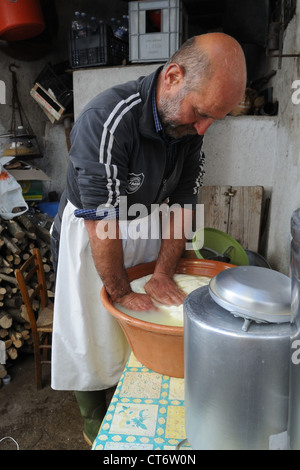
[184,266,291,450]
[288,207,300,450]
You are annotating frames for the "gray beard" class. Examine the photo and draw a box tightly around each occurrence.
[158,88,198,139]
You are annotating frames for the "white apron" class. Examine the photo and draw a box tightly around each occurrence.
[51,201,161,391]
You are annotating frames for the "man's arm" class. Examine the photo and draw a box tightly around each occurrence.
[144,206,194,305]
[85,206,193,310]
[84,218,157,311]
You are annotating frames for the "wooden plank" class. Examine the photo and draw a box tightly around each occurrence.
[228,186,264,252]
[199,185,264,253]
[200,185,230,232]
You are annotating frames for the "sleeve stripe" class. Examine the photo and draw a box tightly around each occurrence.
[98,92,142,208]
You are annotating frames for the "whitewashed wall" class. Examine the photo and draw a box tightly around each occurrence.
[265,8,300,275]
[202,116,277,190]
[202,115,277,262]
[73,64,161,118]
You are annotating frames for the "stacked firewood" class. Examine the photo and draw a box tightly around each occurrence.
[0,208,55,386]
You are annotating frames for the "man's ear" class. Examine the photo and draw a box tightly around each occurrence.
[164,63,185,89]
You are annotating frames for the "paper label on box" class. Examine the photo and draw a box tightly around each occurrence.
[30,83,65,122]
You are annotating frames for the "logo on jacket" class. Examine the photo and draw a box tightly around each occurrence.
[126,173,145,194]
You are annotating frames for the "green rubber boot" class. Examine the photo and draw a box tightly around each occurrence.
[74,390,107,446]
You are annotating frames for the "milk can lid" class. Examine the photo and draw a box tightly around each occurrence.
[209,266,291,323]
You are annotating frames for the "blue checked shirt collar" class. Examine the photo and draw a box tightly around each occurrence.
[152,82,183,144]
[152,84,163,133]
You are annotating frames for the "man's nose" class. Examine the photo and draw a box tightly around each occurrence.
[193,118,214,135]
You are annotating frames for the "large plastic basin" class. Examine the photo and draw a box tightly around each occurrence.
[101,259,233,378]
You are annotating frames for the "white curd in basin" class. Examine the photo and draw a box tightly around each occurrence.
[115,273,210,327]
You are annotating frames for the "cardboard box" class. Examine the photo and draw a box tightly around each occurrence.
[9,167,50,201]
[19,180,43,200]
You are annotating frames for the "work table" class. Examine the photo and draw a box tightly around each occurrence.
[92,353,191,450]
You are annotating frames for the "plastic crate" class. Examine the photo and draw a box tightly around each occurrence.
[34,63,73,110]
[129,0,188,63]
[69,22,129,68]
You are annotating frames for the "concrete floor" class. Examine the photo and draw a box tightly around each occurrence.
[0,353,94,450]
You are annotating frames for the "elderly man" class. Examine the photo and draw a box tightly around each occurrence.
[51,32,246,445]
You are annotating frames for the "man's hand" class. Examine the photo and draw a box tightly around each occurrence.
[143,205,192,306]
[144,272,186,306]
[116,291,158,311]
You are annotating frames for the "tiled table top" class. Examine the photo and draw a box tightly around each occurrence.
[92,354,191,451]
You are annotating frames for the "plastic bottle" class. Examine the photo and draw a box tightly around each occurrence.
[109,17,117,34]
[77,12,88,65]
[114,19,123,40]
[97,19,104,31]
[97,19,105,38]
[71,11,81,66]
[87,16,98,63]
[89,16,98,35]
[122,15,129,41]
[71,11,81,39]
[79,12,88,37]
[112,16,129,42]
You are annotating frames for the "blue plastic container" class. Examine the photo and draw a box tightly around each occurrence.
[37,201,59,218]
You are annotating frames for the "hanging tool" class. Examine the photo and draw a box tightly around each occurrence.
[1,63,42,160]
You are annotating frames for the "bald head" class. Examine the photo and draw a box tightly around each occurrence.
[156,33,247,137]
[193,32,246,72]
[193,33,247,100]
[161,32,247,111]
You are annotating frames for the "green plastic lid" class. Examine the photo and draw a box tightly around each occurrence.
[192,227,249,266]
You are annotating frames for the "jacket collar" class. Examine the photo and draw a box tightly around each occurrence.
[138,66,193,145]
[138,66,163,139]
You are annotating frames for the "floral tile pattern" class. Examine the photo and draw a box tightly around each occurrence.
[120,372,162,399]
[92,354,191,451]
[110,403,158,436]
